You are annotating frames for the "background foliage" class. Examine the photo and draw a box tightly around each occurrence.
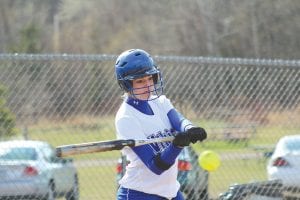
[0,85,16,138]
[0,0,300,58]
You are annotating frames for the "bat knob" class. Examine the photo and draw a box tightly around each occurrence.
[56,148,62,157]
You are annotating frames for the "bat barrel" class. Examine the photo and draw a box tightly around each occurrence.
[56,139,135,157]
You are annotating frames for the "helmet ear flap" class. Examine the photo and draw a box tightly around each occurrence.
[151,64,159,84]
[118,80,132,92]
[118,80,127,92]
[152,73,158,84]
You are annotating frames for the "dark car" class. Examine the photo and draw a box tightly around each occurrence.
[116,146,209,200]
[218,180,283,200]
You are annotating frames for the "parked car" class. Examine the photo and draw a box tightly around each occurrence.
[267,135,300,198]
[0,140,79,200]
[116,146,209,200]
[219,179,283,200]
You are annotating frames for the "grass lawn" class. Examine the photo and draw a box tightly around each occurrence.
[209,156,268,198]
[78,165,118,200]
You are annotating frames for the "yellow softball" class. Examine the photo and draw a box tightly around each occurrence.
[198,150,221,172]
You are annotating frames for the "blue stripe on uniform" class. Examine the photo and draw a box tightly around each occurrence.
[132,143,182,175]
[167,109,194,132]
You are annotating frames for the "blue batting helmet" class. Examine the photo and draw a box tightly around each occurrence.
[115,49,163,100]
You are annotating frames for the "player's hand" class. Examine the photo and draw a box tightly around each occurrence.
[187,127,207,143]
[172,132,191,147]
[172,127,207,147]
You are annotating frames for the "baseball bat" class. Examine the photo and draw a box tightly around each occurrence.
[56,136,174,157]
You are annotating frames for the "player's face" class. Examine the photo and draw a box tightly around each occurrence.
[132,75,154,100]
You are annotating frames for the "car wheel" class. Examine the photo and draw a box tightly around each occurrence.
[186,186,208,200]
[44,181,55,200]
[66,175,79,200]
[199,187,209,200]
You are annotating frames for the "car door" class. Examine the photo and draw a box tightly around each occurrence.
[42,145,74,193]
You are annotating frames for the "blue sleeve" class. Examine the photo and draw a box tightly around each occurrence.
[132,143,182,175]
[167,109,194,132]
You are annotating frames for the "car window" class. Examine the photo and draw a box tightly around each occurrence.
[40,145,57,162]
[178,147,191,161]
[285,139,300,152]
[0,147,37,160]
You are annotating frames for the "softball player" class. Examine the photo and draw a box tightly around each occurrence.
[115,49,207,200]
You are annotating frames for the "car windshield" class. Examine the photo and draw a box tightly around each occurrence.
[285,138,300,152]
[0,147,37,161]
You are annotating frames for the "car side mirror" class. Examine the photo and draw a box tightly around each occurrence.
[264,151,273,158]
[50,156,72,164]
[61,157,73,164]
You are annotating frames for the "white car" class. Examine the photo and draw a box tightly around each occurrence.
[267,135,300,196]
[0,140,79,200]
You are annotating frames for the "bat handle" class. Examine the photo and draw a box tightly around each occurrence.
[114,139,135,149]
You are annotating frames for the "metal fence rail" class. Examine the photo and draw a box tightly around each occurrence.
[0,54,299,199]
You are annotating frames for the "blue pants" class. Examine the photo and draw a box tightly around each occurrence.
[117,187,184,200]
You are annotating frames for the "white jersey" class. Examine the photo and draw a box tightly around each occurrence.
[115,95,180,199]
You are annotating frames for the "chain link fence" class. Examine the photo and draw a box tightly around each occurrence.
[0,54,299,200]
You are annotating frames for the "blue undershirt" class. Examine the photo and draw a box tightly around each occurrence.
[126,97,154,115]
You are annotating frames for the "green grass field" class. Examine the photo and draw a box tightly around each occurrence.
[17,116,299,199]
